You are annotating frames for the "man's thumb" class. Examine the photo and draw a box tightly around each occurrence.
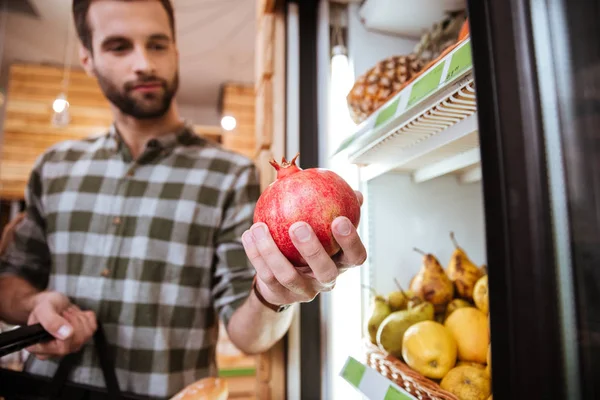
[37,304,73,340]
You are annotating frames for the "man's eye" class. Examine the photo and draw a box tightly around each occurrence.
[109,44,129,52]
[149,43,167,51]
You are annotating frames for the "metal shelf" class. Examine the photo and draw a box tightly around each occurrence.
[337,39,480,184]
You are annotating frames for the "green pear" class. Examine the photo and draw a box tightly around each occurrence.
[387,279,414,311]
[376,301,435,358]
[366,295,392,344]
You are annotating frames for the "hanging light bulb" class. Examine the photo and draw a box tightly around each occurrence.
[329,44,356,140]
[330,44,354,97]
[221,115,237,131]
[52,93,70,127]
[52,93,69,113]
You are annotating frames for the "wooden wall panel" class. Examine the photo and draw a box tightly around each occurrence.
[253,1,288,400]
[0,63,113,200]
[221,83,256,159]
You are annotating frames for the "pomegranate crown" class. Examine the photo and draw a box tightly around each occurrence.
[269,153,301,178]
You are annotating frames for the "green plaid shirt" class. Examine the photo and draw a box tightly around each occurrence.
[0,123,259,398]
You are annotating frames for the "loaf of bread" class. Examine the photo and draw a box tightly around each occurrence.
[169,377,228,400]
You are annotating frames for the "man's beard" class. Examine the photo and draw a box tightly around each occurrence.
[94,68,179,120]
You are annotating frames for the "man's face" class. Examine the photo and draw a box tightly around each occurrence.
[81,1,179,119]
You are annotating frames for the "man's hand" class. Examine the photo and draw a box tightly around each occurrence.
[242,191,367,306]
[26,292,97,360]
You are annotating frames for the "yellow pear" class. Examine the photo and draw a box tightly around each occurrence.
[440,365,491,400]
[444,307,490,364]
[480,264,488,275]
[457,361,486,370]
[473,275,489,314]
[409,248,454,313]
[446,232,484,300]
[486,344,491,377]
[401,321,457,379]
[366,294,392,344]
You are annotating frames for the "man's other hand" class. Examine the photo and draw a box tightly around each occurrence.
[26,292,97,360]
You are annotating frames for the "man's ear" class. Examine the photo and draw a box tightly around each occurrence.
[79,44,95,77]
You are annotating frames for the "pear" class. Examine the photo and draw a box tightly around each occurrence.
[410,301,435,319]
[376,300,435,358]
[480,264,488,275]
[446,232,484,300]
[473,275,489,314]
[387,279,412,311]
[435,313,446,324]
[366,293,392,344]
[409,248,455,313]
[444,298,473,321]
[388,291,408,311]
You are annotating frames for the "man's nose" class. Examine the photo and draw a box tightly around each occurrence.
[131,48,155,74]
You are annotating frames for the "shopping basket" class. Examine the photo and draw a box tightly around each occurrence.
[0,322,153,400]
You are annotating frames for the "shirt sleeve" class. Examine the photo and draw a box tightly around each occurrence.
[0,156,51,290]
[212,163,260,329]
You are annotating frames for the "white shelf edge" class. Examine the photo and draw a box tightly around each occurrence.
[347,74,474,164]
[359,112,479,182]
[340,356,417,400]
[412,147,481,183]
[458,165,482,184]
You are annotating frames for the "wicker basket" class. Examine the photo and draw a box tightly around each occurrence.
[365,340,459,400]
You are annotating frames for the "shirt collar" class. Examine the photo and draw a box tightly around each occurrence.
[107,120,196,154]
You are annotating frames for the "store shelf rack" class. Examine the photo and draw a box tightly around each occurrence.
[336,38,479,184]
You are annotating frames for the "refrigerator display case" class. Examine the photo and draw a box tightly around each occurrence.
[285,0,600,399]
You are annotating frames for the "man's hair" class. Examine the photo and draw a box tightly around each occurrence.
[72,0,176,52]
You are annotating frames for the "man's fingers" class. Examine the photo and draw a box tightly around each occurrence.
[242,229,292,303]
[27,339,69,358]
[250,223,311,296]
[331,216,367,267]
[83,311,98,336]
[64,308,97,351]
[243,230,278,287]
[289,222,338,287]
[77,310,97,343]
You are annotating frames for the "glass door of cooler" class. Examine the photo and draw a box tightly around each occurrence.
[468,0,600,399]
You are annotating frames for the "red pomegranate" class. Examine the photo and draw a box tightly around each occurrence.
[253,153,361,267]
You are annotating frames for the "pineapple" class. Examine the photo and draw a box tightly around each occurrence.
[347,54,425,124]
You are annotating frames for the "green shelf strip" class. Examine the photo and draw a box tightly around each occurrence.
[406,62,445,108]
[340,357,417,400]
[384,386,414,400]
[445,41,472,83]
[341,356,366,388]
[218,367,256,377]
[374,97,401,129]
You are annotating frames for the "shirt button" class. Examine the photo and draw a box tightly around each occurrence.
[101,268,110,277]
[113,217,121,225]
